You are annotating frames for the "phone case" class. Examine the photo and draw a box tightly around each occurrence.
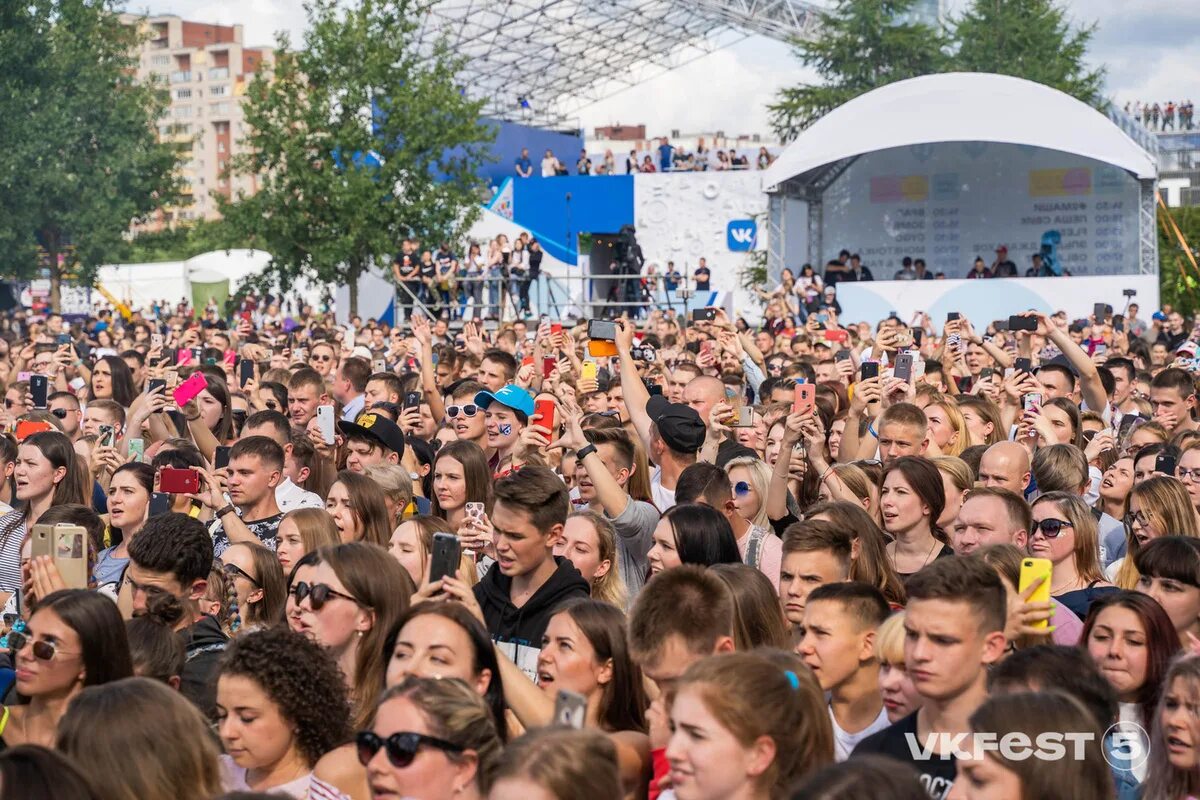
[553,690,588,729]
[215,446,232,470]
[580,362,598,383]
[51,526,88,590]
[1018,558,1053,628]
[794,384,815,414]
[159,467,200,494]
[429,532,462,584]
[14,420,52,441]
[588,339,618,358]
[173,372,208,407]
[317,405,336,445]
[535,399,556,432]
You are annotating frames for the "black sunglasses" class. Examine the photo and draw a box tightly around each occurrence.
[8,631,78,661]
[1031,518,1074,539]
[51,408,69,419]
[355,730,463,768]
[290,580,363,611]
[446,404,479,418]
[223,562,259,587]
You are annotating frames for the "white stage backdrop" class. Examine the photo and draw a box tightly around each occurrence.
[834,274,1159,328]
[820,143,1142,278]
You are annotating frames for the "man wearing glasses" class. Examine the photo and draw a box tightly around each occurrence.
[126,512,227,720]
[47,392,82,440]
[308,341,339,379]
[443,379,489,451]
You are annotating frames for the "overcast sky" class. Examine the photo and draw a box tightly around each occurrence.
[126,0,1200,137]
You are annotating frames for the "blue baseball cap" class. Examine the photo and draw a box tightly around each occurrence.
[474,384,535,419]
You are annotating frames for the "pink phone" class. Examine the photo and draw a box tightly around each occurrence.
[173,372,209,407]
[176,348,193,366]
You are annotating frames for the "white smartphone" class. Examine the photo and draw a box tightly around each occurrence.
[317,405,336,445]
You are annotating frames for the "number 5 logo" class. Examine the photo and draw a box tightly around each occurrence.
[1103,722,1149,772]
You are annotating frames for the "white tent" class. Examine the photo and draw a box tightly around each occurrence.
[762,72,1158,189]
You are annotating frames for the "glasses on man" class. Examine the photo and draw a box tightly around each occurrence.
[290,581,363,611]
[446,404,479,418]
[355,730,463,768]
[50,408,69,419]
[3,399,19,409]
[1030,518,1074,539]
[311,354,334,362]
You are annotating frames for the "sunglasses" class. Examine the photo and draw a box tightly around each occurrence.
[3,399,18,409]
[1031,518,1074,539]
[734,481,752,496]
[8,631,79,661]
[446,404,479,418]
[290,581,363,611]
[355,730,463,768]
[223,562,259,586]
[51,408,69,419]
[311,354,334,362]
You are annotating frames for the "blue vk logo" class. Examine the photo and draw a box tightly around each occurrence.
[727,220,757,251]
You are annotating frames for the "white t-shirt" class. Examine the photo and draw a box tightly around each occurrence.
[276,477,324,512]
[831,704,890,761]
[541,157,557,177]
[651,466,676,512]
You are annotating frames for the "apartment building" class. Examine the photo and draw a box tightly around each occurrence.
[121,14,273,231]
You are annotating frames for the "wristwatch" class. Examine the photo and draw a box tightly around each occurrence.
[576,443,598,461]
[215,504,237,519]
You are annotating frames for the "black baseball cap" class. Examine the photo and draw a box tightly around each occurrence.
[646,396,706,454]
[337,412,406,457]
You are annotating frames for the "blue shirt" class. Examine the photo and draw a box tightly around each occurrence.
[515,155,532,175]
[657,143,674,171]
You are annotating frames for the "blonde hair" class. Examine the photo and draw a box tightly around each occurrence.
[874,611,906,665]
[366,463,415,525]
[281,507,340,560]
[827,463,880,521]
[491,726,620,800]
[725,456,772,528]
[56,677,222,800]
[1032,492,1104,583]
[931,455,973,493]
[1115,476,1200,589]
[566,511,627,609]
[926,396,971,456]
[672,652,833,796]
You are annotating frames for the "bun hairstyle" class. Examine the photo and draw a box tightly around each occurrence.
[126,594,186,686]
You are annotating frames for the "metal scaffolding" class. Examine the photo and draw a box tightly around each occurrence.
[417,0,820,127]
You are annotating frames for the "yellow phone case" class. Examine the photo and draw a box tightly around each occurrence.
[1018,557,1053,629]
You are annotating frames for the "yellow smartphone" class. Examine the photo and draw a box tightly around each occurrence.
[1018,557,1053,628]
[580,361,598,383]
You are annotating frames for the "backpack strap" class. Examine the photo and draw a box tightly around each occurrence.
[745,527,768,570]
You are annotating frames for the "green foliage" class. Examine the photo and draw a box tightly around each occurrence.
[1159,205,1200,318]
[123,219,253,263]
[0,0,183,310]
[952,0,1105,108]
[219,0,494,315]
[769,0,1107,141]
[768,0,950,141]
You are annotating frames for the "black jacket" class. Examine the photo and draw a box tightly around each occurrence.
[179,614,228,721]
[473,557,589,675]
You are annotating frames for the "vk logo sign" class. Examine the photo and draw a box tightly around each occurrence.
[727,220,757,251]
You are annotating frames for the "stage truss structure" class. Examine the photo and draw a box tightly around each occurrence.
[416,0,821,128]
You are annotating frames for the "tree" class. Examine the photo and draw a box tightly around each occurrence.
[1159,204,1200,318]
[951,0,1105,108]
[0,1,182,311]
[768,0,950,141]
[221,0,493,316]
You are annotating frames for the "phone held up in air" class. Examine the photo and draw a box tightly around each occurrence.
[429,532,461,585]
[30,524,88,590]
[553,689,588,729]
[1018,558,1053,629]
[215,445,232,470]
[793,383,815,415]
[317,405,336,445]
[159,467,201,495]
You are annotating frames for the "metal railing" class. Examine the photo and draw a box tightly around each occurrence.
[390,271,713,324]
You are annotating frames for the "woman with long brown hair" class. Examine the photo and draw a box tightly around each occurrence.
[430,440,492,530]
[879,457,951,579]
[325,470,391,546]
[803,501,906,607]
[274,507,340,574]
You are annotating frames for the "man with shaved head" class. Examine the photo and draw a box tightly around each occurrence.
[976,441,1031,496]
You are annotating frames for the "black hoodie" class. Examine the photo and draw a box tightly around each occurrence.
[178,614,228,721]
[474,556,589,679]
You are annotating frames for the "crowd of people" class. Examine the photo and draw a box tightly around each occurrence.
[1126,100,1196,131]
[515,138,776,178]
[3,279,1200,800]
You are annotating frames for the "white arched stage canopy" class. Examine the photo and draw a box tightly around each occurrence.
[760,73,1160,322]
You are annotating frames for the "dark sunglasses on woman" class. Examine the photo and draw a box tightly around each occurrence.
[355,730,463,768]
[289,580,363,611]
[7,631,78,661]
[1030,518,1073,539]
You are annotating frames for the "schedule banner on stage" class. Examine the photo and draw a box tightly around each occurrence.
[820,142,1141,278]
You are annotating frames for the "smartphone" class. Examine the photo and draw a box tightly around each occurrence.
[587,319,617,341]
[166,409,186,436]
[128,438,145,463]
[14,420,52,441]
[732,406,755,428]
[190,346,202,362]
[98,424,117,448]
[465,502,485,521]
[691,308,718,322]
[588,339,618,358]
[151,333,163,350]
[580,361,598,384]
[1023,392,1042,412]
[542,357,557,380]
[893,353,914,382]
[223,350,237,368]
[149,491,171,517]
[1114,317,1126,333]
[835,349,852,362]
[535,398,556,433]
[147,378,166,398]
[993,319,1009,332]
[1014,357,1033,374]
[30,374,48,409]
[1156,452,1178,476]
[31,524,88,590]
[214,445,232,470]
[1018,558,1053,629]
[824,328,849,344]
[57,333,73,346]
[239,359,254,389]
[158,467,201,494]
[1094,303,1113,320]
[700,340,714,361]
[373,358,387,374]
[1008,315,1038,332]
[173,371,209,407]
[550,322,563,335]
[979,367,994,381]
[912,328,924,346]
[860,362,880,381]
[429,532,462,584]
[403,391,421,410]
[946,312,961,322]
[793,384,816,415]
[553,689,588,729]
[317,405,336,445]
[1094,343,1108,356]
